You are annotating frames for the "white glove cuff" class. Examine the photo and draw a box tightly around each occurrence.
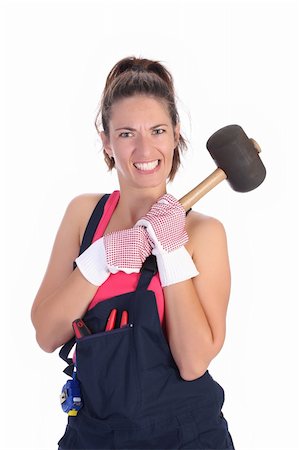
[75,237,110,286]
[153,246,199,287]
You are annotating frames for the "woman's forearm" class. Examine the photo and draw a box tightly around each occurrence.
[164,279,221,381]
[31,268,98,353]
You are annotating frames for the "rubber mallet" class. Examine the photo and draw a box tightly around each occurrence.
[179,124,266,211]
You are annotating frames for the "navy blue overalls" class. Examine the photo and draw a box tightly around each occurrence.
[58,194,235,449]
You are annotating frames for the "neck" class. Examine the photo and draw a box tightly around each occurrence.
[115,184,167,226]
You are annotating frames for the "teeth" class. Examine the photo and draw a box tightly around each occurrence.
[134,160,159,171]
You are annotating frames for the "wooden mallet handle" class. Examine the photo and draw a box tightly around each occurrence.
[179,168,227,211]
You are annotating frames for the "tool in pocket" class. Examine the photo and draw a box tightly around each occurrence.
[105,309,129,331]
[105,308,117,331]
[72,318,92,339]
[120,310,128,328]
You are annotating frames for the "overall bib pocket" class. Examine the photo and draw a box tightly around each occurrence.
[74,291,143,421]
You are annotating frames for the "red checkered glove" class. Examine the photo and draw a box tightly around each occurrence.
[104,227,152,272]
[136,194,188,252]
[75,226,152,286]
[136,194,199,287]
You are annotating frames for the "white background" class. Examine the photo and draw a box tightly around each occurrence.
[2,0,299,449]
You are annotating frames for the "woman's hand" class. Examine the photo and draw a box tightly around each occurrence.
[75,226,152,286]
[135,194,199,286]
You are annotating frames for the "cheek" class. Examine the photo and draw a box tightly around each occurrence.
[164,143,175,161]
[112,146,132,168]
[158,135,174,151]
[110,140,128,159]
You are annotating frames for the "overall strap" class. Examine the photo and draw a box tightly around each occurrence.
[59,339,77,376]
[137,255,158,290]
[73,194,110,270]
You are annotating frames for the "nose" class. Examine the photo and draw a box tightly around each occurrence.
[134,133,155,159]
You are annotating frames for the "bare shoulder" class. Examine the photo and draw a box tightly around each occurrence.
[185,210,228,257]
[67,193,105,243]
[186,209,224,227]
[31,193,105,312]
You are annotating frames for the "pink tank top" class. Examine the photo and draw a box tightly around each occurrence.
[87,191,165,327]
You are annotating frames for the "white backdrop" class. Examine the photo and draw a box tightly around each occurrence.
[2,0,299,449]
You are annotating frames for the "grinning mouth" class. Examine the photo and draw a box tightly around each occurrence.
[133,160,160,171]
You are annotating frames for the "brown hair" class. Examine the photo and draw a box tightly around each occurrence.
[94,56,188,181]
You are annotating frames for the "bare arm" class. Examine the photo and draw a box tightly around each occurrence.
[163,214,231,380]
[31,195,102,353]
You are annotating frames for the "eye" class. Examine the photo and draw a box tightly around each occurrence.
[119,131,134,138]
[152,128,166,135]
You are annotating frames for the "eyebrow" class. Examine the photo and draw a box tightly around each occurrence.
[114,124,169,131]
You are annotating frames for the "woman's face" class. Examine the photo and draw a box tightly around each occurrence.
[101,95,180,191]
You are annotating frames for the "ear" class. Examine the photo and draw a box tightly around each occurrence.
[100,131,113,158]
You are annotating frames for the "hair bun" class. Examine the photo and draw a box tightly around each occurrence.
[105,56,173,88]
[131,64,146,72]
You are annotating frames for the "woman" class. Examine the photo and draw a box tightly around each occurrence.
[31,56,235,449]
